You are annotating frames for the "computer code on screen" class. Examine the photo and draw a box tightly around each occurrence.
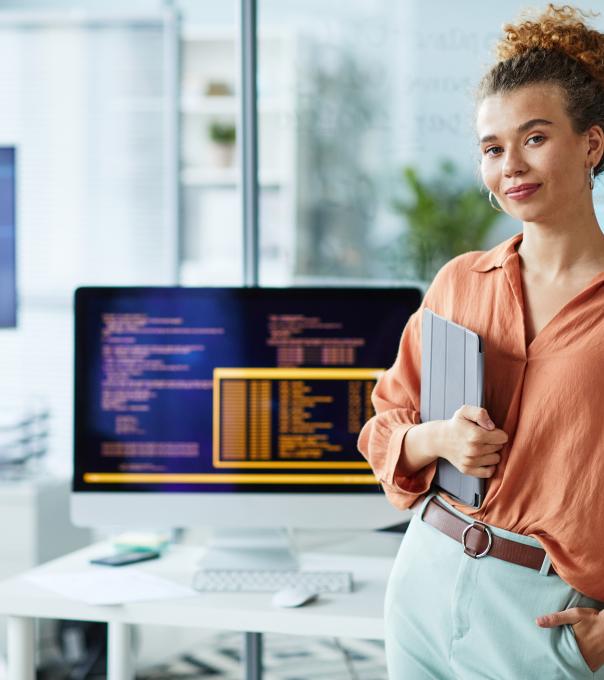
[74,287,422,493]
[0,147,16,328]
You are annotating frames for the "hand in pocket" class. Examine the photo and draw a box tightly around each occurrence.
[537,606,604,672]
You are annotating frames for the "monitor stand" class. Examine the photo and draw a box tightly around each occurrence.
[198,528,299,571]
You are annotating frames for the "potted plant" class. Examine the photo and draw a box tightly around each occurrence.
[208,121,236,168]
[390,159,502,282]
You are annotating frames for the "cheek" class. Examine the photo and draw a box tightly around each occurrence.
[541,164,578,201]
[480,160,498,191]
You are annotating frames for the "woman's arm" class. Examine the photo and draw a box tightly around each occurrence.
[397,420,442,476]
[357,304,441,510]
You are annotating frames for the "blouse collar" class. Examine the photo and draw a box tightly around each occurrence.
[470,232,524,273]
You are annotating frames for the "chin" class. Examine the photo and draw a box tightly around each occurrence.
[511,211,544,223]
[504,204,547,223]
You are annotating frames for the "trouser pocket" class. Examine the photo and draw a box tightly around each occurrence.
[558,589,601,678]
[449,555,597,679]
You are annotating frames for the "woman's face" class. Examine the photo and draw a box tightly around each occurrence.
[476,83,594,223]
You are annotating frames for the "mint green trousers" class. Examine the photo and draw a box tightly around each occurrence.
[384,491,604,679]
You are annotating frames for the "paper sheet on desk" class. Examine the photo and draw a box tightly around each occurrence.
[25,568,197,605]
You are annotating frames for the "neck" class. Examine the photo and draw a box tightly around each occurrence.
[517,210,604,282]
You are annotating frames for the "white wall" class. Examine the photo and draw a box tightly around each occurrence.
[0,15,175,476]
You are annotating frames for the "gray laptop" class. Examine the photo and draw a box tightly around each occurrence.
[420,308,485,509]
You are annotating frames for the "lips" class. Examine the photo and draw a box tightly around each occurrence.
[504,183,541,200]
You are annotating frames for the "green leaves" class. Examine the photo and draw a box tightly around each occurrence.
[209,121,236,145]
[391,160,501,281]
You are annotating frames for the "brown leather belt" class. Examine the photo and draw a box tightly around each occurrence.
[421,497,556,575]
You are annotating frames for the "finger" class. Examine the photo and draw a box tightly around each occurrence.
[477,444,506,455]
[472,452,502,467]
[474,429,509,445]
[465,444,503,460]
[463,424,508,446]
[472,465,496,478]
[459,406,495,430]
[536,608,598,627]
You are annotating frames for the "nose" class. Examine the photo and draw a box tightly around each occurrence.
[503,147,528,177]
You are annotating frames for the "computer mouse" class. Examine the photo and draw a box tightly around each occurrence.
[271,587,319,608]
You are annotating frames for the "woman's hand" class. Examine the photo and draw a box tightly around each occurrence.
[438,405,508,478]
[537,607,604,672]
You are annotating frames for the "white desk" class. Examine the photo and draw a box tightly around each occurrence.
[0,531,402,680]
[0,476,91,665]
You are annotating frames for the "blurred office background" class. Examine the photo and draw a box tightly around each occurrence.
[4,0,604,479]
[0,0,603,675]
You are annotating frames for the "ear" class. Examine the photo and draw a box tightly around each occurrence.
[585,124,604,169]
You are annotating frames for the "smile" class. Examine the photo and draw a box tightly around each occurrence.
[505,184,541,200]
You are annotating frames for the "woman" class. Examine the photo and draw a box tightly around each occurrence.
[357,4,604,678]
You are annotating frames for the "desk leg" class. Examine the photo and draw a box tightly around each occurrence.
[7,616,35,680]
[245,631,262,680]
[108,621,133,680]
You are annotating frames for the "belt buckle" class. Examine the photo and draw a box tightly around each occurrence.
[462,520,493,559]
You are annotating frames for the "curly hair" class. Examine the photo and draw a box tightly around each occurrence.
[476,4,604,172]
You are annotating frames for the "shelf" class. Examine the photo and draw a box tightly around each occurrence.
[180,95,293,115]
[182,26,295,43]
[179,23,298,269]
[181,167,287,188]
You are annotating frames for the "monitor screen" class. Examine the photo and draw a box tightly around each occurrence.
[74,287,422,498]
[0,147,16,328]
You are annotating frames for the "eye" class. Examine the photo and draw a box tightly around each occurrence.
[483,134,545,157]
[527,134,545,145]
[484,145,503,157]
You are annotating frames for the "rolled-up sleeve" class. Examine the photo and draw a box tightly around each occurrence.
[357,302,438,511]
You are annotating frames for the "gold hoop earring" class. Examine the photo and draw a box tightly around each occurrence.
[589,165,595,191]
[488,191,503,212]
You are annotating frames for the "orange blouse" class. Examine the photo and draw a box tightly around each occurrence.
[358,231,604,601]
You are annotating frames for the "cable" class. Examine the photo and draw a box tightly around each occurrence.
[332,637,360,680]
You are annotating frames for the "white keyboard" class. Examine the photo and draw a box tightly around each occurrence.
[192,569,353,593]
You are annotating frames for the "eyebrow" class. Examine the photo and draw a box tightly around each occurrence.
[479,118,553,144]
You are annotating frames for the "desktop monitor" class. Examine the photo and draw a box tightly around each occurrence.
[72,286,422,564]
[0,147,16,328]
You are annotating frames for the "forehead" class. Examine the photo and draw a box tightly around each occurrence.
[476,84,571,137]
